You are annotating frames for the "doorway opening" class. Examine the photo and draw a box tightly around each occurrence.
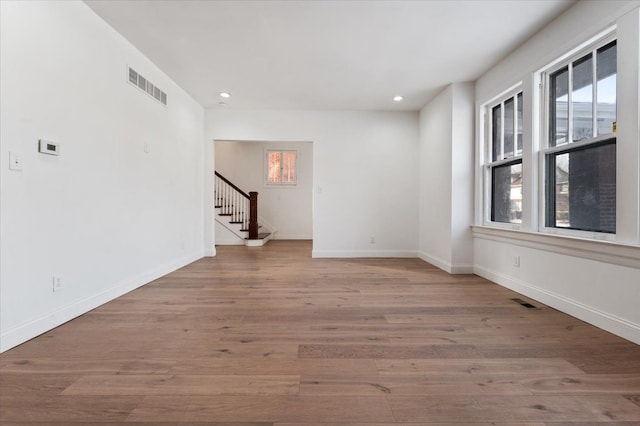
[213,140,313,248]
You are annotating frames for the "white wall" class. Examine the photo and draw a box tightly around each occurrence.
[474,1,640,344]
[419,87,453,267]
[205,109,419,257]
[0,1,205,352]
[418,83,475,273]
[215,141,313,241]
[450,84,475,269]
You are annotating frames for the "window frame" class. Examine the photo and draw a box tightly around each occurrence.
[265,149,298,187]
[483,87,524,229]
[539,34,617,240]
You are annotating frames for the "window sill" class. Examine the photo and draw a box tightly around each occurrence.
[264,184,298,189]
[482,221,522,231]
[471,225,640,269]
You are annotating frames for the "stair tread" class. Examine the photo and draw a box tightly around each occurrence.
[240,225,262,232]
[246,232,271,240]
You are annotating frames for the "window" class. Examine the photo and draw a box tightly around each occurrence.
[266,150,297,185]
[487,91,523,224]
[544,39,616,233]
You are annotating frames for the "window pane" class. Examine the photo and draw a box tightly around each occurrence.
[516,92,523,154]
[550,67,568,146]
[268,152,281,183]
[492,104,501,161]
[548,140,616,233]
[572,54,593,141]
[504,98,514,159]
[282,152,296,183]
[491,161,522,224]
[596,41,617,136]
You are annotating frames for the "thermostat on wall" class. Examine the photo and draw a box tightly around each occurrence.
[38,139,60,156]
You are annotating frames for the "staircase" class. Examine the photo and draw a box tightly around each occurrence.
[215,172,274,246]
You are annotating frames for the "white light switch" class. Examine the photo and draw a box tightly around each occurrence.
[9,151,22,171]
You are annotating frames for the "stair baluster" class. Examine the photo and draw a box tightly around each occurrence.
[214,171,259,240]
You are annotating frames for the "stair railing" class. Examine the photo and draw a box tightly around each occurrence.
[214,172,259,239]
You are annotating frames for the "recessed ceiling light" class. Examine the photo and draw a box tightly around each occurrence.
[393,95,404,102]
[219,92,232,98]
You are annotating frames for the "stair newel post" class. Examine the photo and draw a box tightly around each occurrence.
[249,191,259,239]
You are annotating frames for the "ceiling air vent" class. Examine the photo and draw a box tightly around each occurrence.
[128,67,138,85]
[137,74,147,91]
[127,66,167,107]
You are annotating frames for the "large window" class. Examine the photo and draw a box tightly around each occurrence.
[487,91,523,224]
[544,39,617,233]
[266,150,297,185]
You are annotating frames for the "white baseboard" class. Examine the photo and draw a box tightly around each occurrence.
[417,251,473,274]
[273,235,312,240]
[0,251,203,353]
[474,265,640,345]
[215,239,244,246]
[450,264,474,274]
[312,249,418,258]
[204,247,217,257]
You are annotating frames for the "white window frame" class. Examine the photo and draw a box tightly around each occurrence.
[265,149,298,187]
[538,32,617,241]
[483,85,524,229]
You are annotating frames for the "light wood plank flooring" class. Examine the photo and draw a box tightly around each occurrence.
[1,240,640,424]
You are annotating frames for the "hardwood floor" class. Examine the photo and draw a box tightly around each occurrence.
[1,240,640,424]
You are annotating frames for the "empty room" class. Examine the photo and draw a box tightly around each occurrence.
[1,0,640,423]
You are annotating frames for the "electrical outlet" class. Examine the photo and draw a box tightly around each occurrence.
[52,276,63,292]
[513,256,520,268]
[9,151,23,171]
[370,236,375,244]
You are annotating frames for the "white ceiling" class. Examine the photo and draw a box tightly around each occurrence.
[85,0,575,111]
